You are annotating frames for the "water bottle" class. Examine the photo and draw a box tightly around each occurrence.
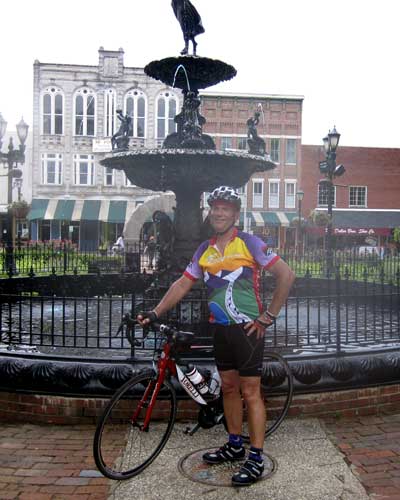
[186,365,209,395]
[208,370,221,396]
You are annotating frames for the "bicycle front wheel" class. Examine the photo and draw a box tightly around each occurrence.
[93,370,177,480]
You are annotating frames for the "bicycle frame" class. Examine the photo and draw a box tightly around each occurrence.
[134,330,208,431]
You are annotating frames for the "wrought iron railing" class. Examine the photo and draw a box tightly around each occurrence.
[1,243,399,282]
[1,272,398,359]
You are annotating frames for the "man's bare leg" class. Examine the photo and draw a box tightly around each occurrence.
[240,376,266,449]
[219,370,242,434]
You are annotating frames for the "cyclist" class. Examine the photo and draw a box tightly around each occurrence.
[138,185,295,486]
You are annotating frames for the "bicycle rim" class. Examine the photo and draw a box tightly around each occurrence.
[263,352,294,437]
[93,371,177,480]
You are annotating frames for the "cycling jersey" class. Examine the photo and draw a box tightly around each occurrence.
[184,228,280,325]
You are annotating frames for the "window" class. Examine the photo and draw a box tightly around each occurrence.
[318,183,336,206]
[124,173,135,187]
[269,181,279,208]
[74,154,95,185]
[252,180,264,208]
[41,153,62,185]
[221,137,233,150]
[104,89,116,137]
[104,167,114,186]
[74,88,96,136]
[156,91,178,138]
[285,182,296,209]
[125,89,147,137]
[349,186,367,207]
[270,138,280,163]
[285,138,297,164]
[237,184,247,207]
[41,87,64,135]
[237,137,247,150]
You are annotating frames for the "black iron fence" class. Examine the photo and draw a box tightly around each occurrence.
[1,272,399,359]
[1,243,399,282]
[0,241,147,277]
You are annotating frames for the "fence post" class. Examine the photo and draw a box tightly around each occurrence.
[335,265,342,354]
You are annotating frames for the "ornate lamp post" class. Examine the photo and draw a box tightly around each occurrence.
[319,126,345,275]
[0,114,29,273]
[296,190,304,253]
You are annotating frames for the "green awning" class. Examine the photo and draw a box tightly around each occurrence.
[53,200,75,221]
[27,199,49,221]
[285,212,298,223]
[261,212,281,225]
[81,200,101,221]
[27,199,132,224]
[108,200,127,223]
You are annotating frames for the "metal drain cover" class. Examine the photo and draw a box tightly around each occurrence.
[178,448,277,487]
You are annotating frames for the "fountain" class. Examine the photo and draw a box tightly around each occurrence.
[100,3,275,270]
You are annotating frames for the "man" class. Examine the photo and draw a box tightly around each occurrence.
[138,186,295,486]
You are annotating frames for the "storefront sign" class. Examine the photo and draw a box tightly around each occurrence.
[93,139,112,153]
[307,227,392,236]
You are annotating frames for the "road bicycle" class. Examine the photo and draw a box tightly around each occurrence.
[93,314,293,480]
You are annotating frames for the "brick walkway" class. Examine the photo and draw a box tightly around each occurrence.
[324,414,400,500]
[0,424,110,500]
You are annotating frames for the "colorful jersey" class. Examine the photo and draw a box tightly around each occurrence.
[184,228,280,325]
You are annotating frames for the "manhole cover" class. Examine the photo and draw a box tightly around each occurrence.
[178,447,277,487]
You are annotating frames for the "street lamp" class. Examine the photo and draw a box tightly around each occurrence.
[319,126,345,275]
[0,114,29,273]
[296,190,304,253]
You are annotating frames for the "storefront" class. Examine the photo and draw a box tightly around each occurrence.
[27,199,135,250]
[239,211,297,248]
[306,209,400,249]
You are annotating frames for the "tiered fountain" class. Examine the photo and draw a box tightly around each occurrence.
[101,2,275,271]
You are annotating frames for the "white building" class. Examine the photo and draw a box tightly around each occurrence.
[30,47,182,249]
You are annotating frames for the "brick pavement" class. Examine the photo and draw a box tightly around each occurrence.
[0,424,110,500]
[323,414,400,500]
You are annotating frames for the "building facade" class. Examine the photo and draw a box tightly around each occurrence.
[30,48,182,249]
[201,92,304,247]
[301,145,400,248]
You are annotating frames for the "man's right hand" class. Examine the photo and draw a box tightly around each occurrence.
[136,310,158,327]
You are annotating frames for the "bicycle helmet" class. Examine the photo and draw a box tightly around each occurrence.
[207,186,241,209]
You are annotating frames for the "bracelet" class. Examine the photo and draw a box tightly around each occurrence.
[264,310,277,322]
[254,318,270,328]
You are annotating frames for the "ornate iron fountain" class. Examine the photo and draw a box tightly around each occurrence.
[101,2,275,270]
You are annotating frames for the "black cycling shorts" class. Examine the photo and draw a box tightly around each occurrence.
[211,323,264,377]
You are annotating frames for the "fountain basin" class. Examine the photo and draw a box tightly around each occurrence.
[101,148,276,192]
[144,56,237,91]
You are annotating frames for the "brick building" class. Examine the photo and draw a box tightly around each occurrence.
[301,145,400,247]
[201,92,304,247]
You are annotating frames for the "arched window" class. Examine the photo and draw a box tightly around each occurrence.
[104,88,116,137]
[124,89,147,138]
[41,87,64,135]
[74,88,96,136]
[156,91,178,139]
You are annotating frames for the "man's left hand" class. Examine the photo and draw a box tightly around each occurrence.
[244,313,275,339]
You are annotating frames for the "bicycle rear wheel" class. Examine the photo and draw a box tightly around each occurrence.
[93,370,177,480]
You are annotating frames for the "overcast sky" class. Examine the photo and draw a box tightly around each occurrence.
[1,0,399,147]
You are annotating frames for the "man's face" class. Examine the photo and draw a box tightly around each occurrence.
[209,201,239,234]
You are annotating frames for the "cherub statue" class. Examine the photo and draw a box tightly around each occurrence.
[111,109,132,150]
[247,109,266,156]
[171,0,205,56]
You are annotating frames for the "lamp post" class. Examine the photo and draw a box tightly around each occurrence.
[296,190,304,254]
[319,126,345,276]
[0,113,29,273]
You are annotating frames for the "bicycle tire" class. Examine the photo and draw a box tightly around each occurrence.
[93,370,177,480]
[241,351,293,442]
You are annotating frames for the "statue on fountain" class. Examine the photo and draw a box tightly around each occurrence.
[111,109,131,151]
[247,109,266,156]
[164,90,215,149]
[172,0,205,56]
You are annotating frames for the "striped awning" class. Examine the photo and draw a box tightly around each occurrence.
[241,211,296,227]
[27,199,136,224]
